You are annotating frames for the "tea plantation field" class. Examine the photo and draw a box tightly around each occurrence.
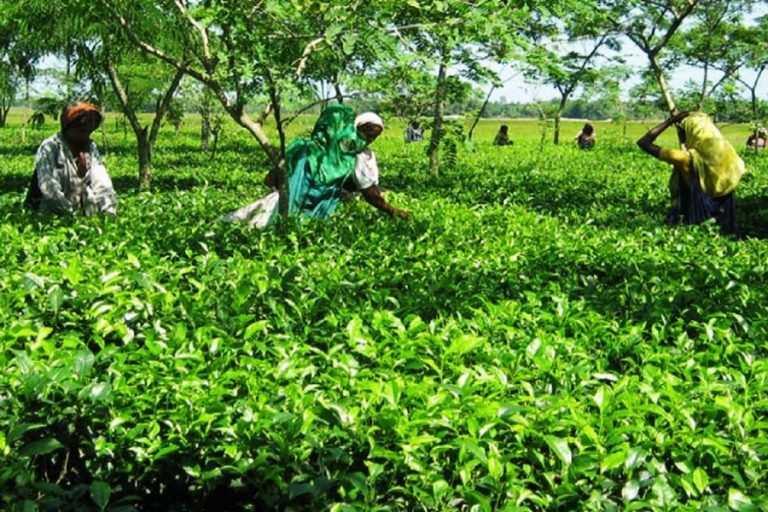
[1,115,768,511]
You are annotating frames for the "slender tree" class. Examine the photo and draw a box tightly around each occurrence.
[388,0,530,176]
[522,5,621,144]
[602,0,702,116]
[728,15,768,141]
[9,0,186,188]
[98,0,394,219]
[0,4,43,127]
[672,0,758,110]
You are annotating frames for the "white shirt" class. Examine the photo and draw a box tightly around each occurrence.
[34,133,117,215]
[352,149,379,190]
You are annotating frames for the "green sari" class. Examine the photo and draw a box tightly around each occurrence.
[281,104,368,220]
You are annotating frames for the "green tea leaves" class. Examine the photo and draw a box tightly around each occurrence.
[2,120,767,510]
[545,436,572,466]
[20,438,63,457]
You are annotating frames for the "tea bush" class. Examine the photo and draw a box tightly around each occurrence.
[1,118,767,511]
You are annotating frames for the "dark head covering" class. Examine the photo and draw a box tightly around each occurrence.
[60,102,103,132]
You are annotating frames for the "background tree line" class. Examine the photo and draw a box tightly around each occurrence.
[1,0,766,214]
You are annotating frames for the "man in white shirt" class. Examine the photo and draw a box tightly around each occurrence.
[351,112,409,219]
[25,102,117,215]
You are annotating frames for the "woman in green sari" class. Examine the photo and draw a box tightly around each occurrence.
[226,105,406,227]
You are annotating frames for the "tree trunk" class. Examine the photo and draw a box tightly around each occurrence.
[148,68,185,149]
[0,92,10,127]
[531,101,548,147]
[200,109,211,151]
[552,88,573,145]
[553,92,570,145]
[223,104,280,169]
[751,88,759,155]
[138,129,152,189]
[428,60,447,177]
[467,86,494,142]
[65,48,72,98]
[106,60,183,190]
[737,66,765,155]
[0,102,8,128]
[266,82,290,222]
[100,106,109,155]
[21,80,30,144]
[211,127,220,157]
[697,62,709,111]
[333,82,344,104]
[649,55,677,116]
[105,61,154,189]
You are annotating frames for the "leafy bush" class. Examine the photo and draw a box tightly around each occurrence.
[1,118,767,511]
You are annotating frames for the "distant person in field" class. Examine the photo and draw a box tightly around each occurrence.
[493,125,513,146]
[224,105,408,228]
[575,122,596,149]
[637,111,745,233]
[746,127,767,149]
[24,102,116,215]
[405,120,423,143]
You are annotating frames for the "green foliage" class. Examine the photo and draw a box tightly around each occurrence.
[26,111,46,130]
[439,119,466,171]
[165,99,184,134]
[2,113,768,510]
[32,97,65,122]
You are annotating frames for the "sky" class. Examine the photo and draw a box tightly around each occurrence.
[28,7,768,108]
[490,45,767,105]
[490,4,768,105]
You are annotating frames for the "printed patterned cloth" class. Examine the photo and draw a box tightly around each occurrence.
[25,133,116,215]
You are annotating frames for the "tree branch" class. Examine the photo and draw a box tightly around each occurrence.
[97,0,208,84]
[256,102,274,125]
[172,0,214,72]
[149,67,185,146]
[294,37,325,81]
[282,92,364,126]
[104,58,144,140]
[650,0,700,56]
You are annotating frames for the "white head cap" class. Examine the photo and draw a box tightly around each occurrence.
[355,112,384,129]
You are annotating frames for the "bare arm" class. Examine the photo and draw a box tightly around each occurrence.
[637,111,689,159]
[360,185,409,218]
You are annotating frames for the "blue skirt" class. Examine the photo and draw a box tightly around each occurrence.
[666,170,736,234]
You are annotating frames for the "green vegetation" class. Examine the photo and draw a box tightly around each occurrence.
[2,117,768,510]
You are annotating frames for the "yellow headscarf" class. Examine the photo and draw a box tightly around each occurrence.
[682,112,745,197]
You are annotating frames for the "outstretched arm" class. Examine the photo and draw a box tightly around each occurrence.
[360,185,409,218]
[637,111,689,159]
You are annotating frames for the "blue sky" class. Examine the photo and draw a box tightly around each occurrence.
[491,46,767,104]
[492,64,767,106]
[491,5,768,104]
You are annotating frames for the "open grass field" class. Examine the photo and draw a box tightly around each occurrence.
[1,109,768,511]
